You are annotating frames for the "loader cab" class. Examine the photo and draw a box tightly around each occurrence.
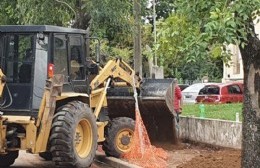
[0,25,91,116]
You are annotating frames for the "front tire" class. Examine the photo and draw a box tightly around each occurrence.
[102,117,135,158]
[0,151,18,167]
[39,152,52,161]
[49,101,97,168]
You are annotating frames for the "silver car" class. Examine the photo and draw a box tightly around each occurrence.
[182,83,216,104]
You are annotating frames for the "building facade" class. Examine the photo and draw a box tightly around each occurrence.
[222,19,260,83]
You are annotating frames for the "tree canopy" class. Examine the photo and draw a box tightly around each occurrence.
[170,0,260,167]
[155,14,223,80]
[0,0,135,42]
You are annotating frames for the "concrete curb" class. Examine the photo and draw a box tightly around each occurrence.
[95,151,142,168]
[179,116,242,149]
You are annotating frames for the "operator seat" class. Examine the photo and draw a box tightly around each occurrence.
[19,64,31,83]
[70,46,82,80]
[19,49,32,83]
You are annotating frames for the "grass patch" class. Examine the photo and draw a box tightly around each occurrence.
[181,103,243,121]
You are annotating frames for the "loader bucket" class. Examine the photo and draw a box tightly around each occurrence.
[107,78,177,143]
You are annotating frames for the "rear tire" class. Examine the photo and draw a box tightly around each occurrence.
[49,101,97,168]
[0,151,18,167]
[102,117,135,158]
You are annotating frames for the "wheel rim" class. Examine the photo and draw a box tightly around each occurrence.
[75,119,93,158]
[115,128,134,153]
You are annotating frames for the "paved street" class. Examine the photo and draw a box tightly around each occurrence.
[11,151,113,168]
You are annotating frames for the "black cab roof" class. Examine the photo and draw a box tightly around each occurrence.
[0,25,87,34]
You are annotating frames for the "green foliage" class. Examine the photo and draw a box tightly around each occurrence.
[168,1,260,166]
[99,41,133,62]
[155,15,194,76]
[146,0,175,24]
[155,0,260,80]
[155,14,223,80]
[0,0,137,49]
[0,1,18,24]
[142,25,154,55]
[155,0,175,20]
[15,0,72,26]
[91,0,133,42]
[182,103,243,121]
[174,0,260,55]
[0,0,146,62]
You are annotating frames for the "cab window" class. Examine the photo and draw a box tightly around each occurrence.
[69,35,84,80]
[53,34,69,77]
[4,34,34,83]
[0,35,3,64]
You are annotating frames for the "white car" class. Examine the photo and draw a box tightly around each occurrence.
[182,83,216,104]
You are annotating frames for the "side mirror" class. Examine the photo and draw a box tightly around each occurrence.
[87,63,99,75]
[85,37,101,65]
[37,33,45,41]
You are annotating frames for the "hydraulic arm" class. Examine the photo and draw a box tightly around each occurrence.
[90,58,139,90]
[89,58,140,118]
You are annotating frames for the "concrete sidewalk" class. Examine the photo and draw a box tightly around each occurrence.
[95,151,142,168]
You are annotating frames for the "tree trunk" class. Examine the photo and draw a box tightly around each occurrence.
[240,24,260,168]
[72,0,91,30]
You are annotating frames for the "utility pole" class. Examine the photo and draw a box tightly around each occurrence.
[151,0,164,79]
[153,0,157,66]
[133,0,142,76]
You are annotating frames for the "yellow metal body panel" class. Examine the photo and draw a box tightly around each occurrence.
[0,119,6,153]
[57,92,89,101]
[2,116,31,123]
[0,69,6,152]
[0,75,64,154]
[34,90,53,153]
[0,69,6,97]
[113,82,128,87]
[97,121,108,142]
[20,122,37,151]
[90,59,137,91]
[91,88,108,118]
[88,59,140,140]
[34,75,64,153]
[0,116,36,152]
[89,59,139,117]
[36,92,46,127]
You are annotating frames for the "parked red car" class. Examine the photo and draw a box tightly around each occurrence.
[195,82,244,104]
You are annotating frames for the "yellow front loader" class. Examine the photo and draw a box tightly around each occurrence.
[0,25,176,168]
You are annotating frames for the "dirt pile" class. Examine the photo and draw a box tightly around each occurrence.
[155,142,241,168]
[177,149,241,168]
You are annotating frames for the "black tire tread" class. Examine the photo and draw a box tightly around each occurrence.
[102,117,135,158]
[0,151,18,167]
[39,152,52,161]
[49,101,97,168]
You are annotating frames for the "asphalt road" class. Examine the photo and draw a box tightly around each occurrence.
[11,151,113,168]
